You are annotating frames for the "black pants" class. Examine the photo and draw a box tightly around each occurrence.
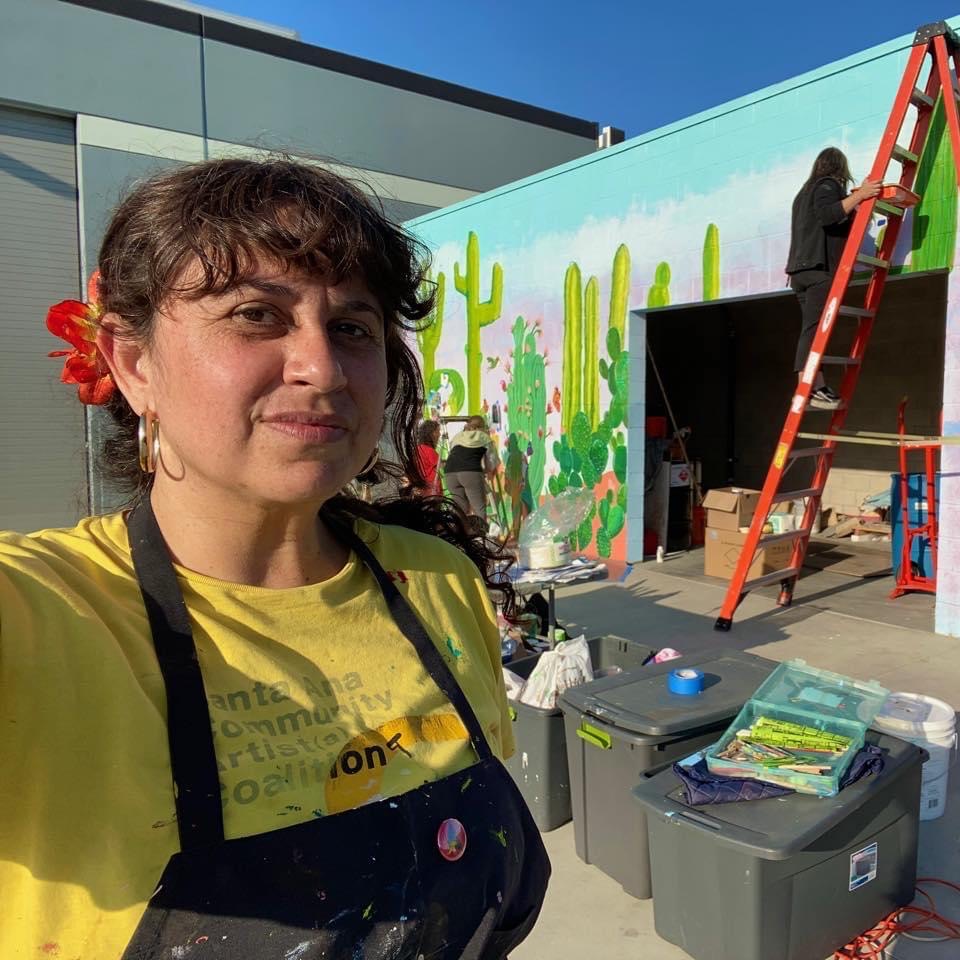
[790,269,832,373]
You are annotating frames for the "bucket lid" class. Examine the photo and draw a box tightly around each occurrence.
[874,692,956,735]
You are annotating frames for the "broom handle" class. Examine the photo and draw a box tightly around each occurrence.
[646,342,704,506]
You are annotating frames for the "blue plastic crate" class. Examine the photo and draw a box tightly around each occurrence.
[890,472,940,578]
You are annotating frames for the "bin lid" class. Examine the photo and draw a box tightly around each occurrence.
[749,659,889,730]
[632,730,925,860]
[558,649,776,736]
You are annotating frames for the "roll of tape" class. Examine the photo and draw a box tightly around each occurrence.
[668,668,705,696]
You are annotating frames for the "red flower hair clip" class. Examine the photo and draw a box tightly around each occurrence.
[46,270,116,405]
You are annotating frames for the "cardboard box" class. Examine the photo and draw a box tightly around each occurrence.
[704,527,794,581]
[702,487,761,532]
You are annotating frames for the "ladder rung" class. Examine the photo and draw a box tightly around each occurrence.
[856,252,889,269]
[759,530,810,547]
[772,487,822,505]
[787,444,836,460]
[892,143,920,165]
[875,199,904,218]
[788,445,835,460]
[820,355,861,366]
[742,567,801,593]
[910,88,935,108]
[837,305,875,319]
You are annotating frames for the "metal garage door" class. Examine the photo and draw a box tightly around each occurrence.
[0,106,87,532]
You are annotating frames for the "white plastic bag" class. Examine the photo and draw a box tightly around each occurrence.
[518,634,594,710]
[502,667,525,701]
[519,488,594,548]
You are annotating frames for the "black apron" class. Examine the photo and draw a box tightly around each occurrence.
[120,500,550,960]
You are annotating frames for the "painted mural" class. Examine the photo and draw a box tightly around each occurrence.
[410,28,957,563]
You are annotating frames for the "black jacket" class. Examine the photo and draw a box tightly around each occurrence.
[785,176,851,275]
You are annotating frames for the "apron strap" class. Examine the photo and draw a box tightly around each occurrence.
[128,498,225,851]
[330,518,495,764]
[127,500,495,851]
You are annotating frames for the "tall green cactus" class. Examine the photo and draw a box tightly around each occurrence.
[608,244,630,345]
[583,277,600,429]
[506,316,547,507]
[647,261,671,308]
[562,263,583,437]
[703,223,720,301]
[911,93,957,273]
[416,269,445,391]
[564,266,611,433]
[453,231,503,415]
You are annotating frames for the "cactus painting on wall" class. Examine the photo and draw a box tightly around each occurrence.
[550,245,631,556]
[453,231,503,416]
[505,315,547,511]
[909,93,957,274]
[417,268,445,407]
[405,20,960,566]
[410,221,723,562]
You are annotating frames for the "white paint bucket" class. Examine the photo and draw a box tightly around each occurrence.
[873,692,957,821]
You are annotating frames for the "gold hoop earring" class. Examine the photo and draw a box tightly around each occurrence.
[358,447,379,477]
[138,412,161,474]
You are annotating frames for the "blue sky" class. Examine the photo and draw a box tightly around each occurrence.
[205,0,952,136]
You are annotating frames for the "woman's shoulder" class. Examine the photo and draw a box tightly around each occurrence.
[0,512,133,587]
[812,175,844,196]
[356,519,482,582]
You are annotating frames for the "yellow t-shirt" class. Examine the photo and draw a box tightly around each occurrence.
[0,512,512,959]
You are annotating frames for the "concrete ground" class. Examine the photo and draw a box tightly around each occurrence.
[512,554,960,960]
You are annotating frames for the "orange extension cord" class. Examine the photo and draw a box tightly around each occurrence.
[833,878,960,959]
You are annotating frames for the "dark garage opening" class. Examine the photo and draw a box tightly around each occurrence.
[644,270,947,553]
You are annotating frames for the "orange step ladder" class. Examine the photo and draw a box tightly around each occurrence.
[715,20,960,631]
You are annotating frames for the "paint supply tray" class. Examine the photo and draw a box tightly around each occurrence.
[705,659,889,796]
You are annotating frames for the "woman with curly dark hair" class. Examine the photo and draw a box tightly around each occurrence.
[0,158,548,959]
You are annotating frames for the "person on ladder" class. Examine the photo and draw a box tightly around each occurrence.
[786,147,881,408]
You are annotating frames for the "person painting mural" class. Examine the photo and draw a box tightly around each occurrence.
[0,158,549,959]
[785,146,880,409]
[412,418,443,496]
[444,415,499,533]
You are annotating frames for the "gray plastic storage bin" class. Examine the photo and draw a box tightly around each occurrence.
[504,636,656,831]
[559,649,775,898]
[634,730,924,960]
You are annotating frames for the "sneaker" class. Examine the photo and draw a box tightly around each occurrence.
[809,387,842,410]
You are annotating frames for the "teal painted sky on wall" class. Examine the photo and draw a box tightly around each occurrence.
[410,21,940,243]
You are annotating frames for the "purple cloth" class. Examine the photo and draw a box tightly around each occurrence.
[674,744,885,806]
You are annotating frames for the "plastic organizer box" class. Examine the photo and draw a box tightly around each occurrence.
[705,659,889,796]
